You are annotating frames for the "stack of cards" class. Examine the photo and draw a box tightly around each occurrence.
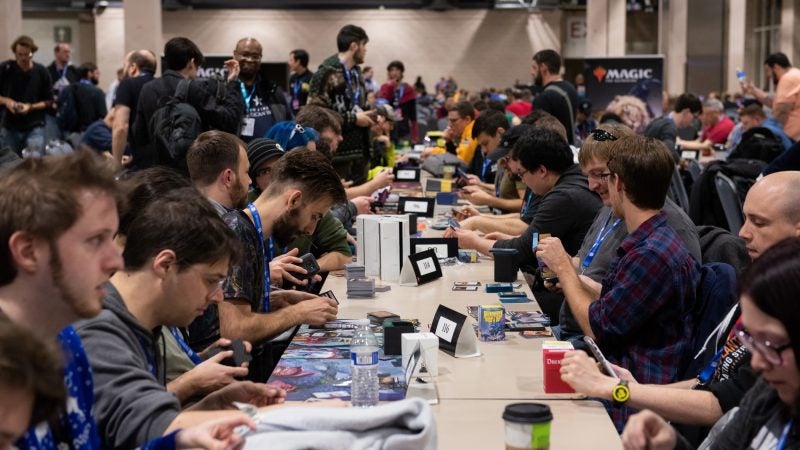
[344,263,365,279]
[452,281,480,292]
[347,277,375,298]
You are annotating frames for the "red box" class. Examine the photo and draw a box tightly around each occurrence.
[542,341,575,394]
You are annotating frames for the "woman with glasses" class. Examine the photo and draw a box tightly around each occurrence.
[622,237,800,450]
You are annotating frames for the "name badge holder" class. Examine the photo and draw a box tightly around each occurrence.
[430,304,480,358]
[400,249,442,286]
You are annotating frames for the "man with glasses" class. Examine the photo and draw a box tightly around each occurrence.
[429,100,478,165]
[555,170,800,446]
[234,38,293,143]
[538,135,701,432]
[0,35,53,157]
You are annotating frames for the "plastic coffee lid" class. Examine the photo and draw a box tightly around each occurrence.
[502,403,553,424]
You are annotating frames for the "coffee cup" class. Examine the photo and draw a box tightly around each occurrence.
[502,402,552,450]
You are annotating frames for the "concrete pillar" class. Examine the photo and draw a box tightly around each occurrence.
[94,7,125,90]
[780,0,800,67]
[726,0,747,94]
[0,0,23,59]
[586,0,608,56]
[663,0,688,95]
[607,0,626,56]
[124,0,161,58]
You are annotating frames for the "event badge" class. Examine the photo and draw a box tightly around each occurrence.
[241,118,255,137]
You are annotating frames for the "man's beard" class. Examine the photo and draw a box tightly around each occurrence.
[534,73,543,87]
[231,177,249,210]
[272,208,301,247]
[49,240,96,319]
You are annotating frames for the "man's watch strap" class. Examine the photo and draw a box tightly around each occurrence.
[612,379,630,406]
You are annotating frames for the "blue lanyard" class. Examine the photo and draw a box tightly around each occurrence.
[580,213,622,271]
[340,61,360,105]
[169,327,202,365]
[239,80,257,114]
[777,420,793,450]
[394,84,404,107]
[696,347,725,384]
[481,158,493,182]
[520,191,534,218]
[292,77,302,98]
[247,203,273,312]
[79,79,92,86]
[20,326,101,450]
[61,65,69,79]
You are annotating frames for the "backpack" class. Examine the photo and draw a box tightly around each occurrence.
[689,158,766,229]
[729,126,784,164]
[148,79,202,173]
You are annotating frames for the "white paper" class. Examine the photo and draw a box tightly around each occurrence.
[435,316,457,342]
[417,257,437,276]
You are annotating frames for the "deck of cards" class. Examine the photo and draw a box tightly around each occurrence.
[452,281,480,291]
[347,277,375,298]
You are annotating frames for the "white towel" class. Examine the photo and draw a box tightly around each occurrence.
[243,398,436,450]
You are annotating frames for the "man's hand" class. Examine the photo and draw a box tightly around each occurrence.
[196,381,286,410]
[621,410,677,450]
[15,102,31,115]
[536,237,573,276]
[355,111,375,127]
[270,248,309,286]
[351,196,374,215]
[464,174,482,186]
[443,125,455,142]
[443,227,481,250]
[198,338,253,361]
[460,185,494,206]
[483,231,514,241]
[371,168,394,188]
[558,350,618,398]
[185,350,249,395]
[455,205,480,220]
[224,59,240,83]
[290,297,338,326]
[175,416,256,450]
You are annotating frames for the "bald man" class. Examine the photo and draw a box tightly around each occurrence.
[111,50,157,166]
[233,38,293,143]
[560,170,800,444]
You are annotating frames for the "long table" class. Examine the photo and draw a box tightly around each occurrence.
[271,259,622,449]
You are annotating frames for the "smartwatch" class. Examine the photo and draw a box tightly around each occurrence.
[612,380,630,406]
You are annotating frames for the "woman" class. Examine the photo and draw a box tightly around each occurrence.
[622,237,800,449]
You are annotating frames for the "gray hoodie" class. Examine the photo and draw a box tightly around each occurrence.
[75,283,180,449]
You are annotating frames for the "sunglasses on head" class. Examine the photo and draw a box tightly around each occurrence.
[590,129,618,142]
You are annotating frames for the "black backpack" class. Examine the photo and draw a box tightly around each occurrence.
[148,79,202,173]
[729,126,784,164]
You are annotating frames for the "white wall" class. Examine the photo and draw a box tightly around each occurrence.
[21,16,84,68]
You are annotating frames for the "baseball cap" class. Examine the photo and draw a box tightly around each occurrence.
[266,121,319,152]
[247,138,285,179]
[376,104,400,122]
[487,124,534,162]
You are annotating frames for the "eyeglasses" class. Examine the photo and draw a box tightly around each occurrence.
[15,52,33,60]
[599,172,614,182]
[737,329,792,366]
[256,167,272,178]
[590,129,618,142]
[236,52,262,62]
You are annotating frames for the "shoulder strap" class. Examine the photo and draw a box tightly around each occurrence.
[175,79,191,101]
[545,84,575,138]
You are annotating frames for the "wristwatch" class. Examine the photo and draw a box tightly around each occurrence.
[612,380,630,406]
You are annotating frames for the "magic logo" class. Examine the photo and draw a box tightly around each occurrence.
[593,65,654,84]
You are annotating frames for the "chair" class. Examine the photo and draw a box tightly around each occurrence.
[669,167,690,213]
[714,173,745,235]
[686,158,702,184]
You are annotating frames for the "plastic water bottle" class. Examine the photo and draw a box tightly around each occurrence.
[736,68,747,83]
[350,318,379,407]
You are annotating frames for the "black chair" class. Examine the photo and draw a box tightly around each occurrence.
[669,167,690,213]
[686,158,702,184]
[714,172,745,235]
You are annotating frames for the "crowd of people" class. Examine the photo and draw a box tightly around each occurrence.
[1,20,800,450]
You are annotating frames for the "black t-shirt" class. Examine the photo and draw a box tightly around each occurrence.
[533,80,579,144]
[113,73,154,137]
[47,62,79,88]
[289,70,313,114]
[0,60,53,131]
[466,149,497,184]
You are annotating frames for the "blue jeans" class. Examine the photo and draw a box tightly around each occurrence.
[0,126,45,156]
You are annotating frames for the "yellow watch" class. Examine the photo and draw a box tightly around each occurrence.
[612,380,630,406]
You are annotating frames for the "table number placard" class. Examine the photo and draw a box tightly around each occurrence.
[398,197,435,217]
[430,304,480,358]
[399,248,442,286]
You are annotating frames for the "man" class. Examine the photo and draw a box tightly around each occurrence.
[288,49,313,115]
[677,98,734,154]
[538,135,700,431]
[379,60,417,143]
[743,52,800,142]
[188,148,344,382]
[133,37,242,171]
[0,36,53,156]
[309,24,374,185]
[57,62,107,137]
[731,102,793,153]
[465,108,507,185]
[234,38,293,143]
[559,170,800,441]
[644,93,702,161]
[506,89,532,119]
[111,49,157,167]
[530,49,579,145]
[539,123,700,342]
[446,127,601,268]
[46,42,78,95]
[368,103,399,167]
[187,130,251,216]
[77,190,284,449]
[432,101,478,165]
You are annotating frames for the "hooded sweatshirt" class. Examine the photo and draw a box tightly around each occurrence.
[75,283,180,449]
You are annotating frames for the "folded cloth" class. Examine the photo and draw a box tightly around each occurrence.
[244,398,436,450]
